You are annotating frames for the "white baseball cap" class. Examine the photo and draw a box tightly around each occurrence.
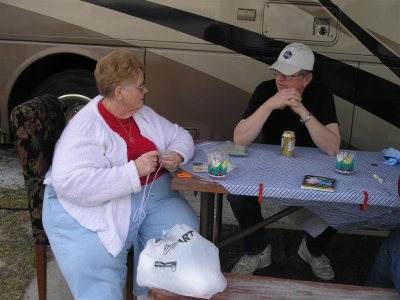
[269,43,314,75]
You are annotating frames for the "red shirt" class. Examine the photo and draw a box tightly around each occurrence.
[98,101,165,185]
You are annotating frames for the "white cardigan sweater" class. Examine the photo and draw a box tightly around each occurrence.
[44,95,194,257]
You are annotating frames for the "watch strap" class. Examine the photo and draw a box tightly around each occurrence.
[300,113,313,124]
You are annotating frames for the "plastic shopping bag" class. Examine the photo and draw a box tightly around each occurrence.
[137,224,227,299]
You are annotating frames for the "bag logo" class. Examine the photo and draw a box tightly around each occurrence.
[155,261,177,272]
[178,229,194,243]
[162,230,195,255]
[163,241,179,255]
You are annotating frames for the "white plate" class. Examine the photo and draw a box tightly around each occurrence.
[208,173,227,179]
[336,169,354,174]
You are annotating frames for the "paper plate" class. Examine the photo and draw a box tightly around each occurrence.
[208,173,227,179]
[335,169,354,174]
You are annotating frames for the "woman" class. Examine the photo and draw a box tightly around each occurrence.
[42,50,199,299]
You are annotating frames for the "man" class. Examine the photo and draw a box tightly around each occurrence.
[228,43,341,280]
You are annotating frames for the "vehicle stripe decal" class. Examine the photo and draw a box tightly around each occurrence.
[82,0,399,128]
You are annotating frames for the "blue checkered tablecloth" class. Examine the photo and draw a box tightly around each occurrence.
[182,142,400,231]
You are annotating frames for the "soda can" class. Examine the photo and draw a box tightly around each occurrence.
[281,131,295,157]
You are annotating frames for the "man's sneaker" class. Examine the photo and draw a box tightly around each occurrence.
[297,237,335,280]
[231,244,271,275]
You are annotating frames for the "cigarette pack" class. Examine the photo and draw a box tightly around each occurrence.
[301,175,335,192]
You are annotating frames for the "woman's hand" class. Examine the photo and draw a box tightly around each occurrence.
[134,150,159,177]
[159,151,183,172]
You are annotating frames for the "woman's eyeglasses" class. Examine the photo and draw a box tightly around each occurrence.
[134,84,146,93]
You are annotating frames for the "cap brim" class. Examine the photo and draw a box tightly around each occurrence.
[269,60,301,75]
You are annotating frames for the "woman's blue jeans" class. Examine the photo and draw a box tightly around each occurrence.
[43,173,199,299]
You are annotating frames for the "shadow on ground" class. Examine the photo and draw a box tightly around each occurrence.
[218,225,383,286]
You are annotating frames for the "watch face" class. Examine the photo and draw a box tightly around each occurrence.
[301,114,312,124]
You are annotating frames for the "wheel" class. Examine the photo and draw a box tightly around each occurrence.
[30,69,98,122]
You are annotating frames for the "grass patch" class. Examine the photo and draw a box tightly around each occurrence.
[0,188,27,209]
[0,187,35,300]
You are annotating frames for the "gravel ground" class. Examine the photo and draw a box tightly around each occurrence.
[0,145,24,189]
[0,144,35,300]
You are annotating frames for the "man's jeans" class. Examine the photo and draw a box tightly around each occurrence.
[366,228,400,293]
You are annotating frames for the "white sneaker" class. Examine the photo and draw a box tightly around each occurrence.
[297,237,335,280]
[231,244,271,275]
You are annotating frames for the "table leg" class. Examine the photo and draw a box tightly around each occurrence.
[213,193,223,244]
[200,192,215,241]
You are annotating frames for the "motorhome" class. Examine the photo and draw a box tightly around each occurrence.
[0,0,399,151]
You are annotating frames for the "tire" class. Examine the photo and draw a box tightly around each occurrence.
[30,69,98,122]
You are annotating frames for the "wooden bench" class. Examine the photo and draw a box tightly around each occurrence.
[148,272,399,299]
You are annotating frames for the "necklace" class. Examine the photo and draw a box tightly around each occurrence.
[116,117,135,143]
[103,99,135,143]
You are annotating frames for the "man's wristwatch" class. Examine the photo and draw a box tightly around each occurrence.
[300,113,313,124]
